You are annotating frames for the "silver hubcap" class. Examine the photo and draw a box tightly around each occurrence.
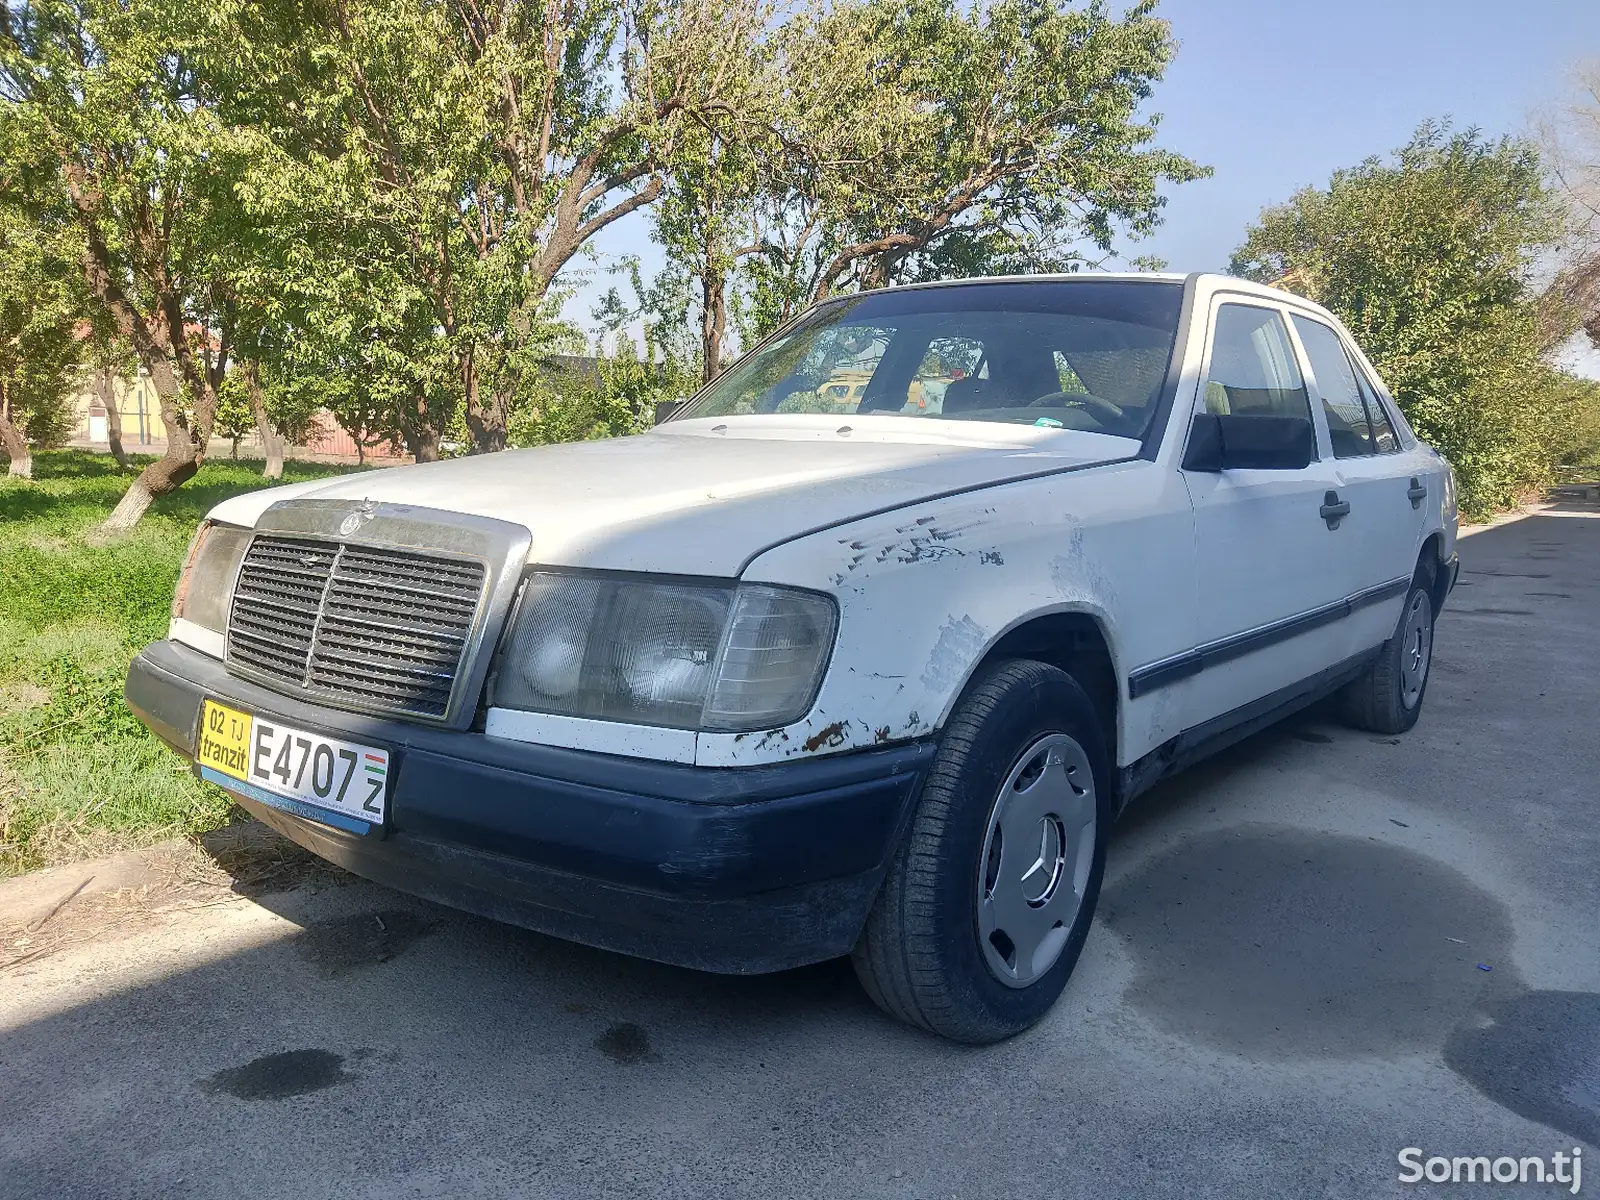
[977,733,1097,988]
[1400,590,1433,709]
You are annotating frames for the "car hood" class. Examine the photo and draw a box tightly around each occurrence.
[209,415,1139,576]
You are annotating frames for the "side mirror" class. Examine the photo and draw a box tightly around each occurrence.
[654,399,685,425]
[1183,413,1315,472]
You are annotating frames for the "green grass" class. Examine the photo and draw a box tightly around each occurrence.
[0,449,359,875]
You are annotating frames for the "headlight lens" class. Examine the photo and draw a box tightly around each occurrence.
[171,521,252,634]
[491,573,837,731]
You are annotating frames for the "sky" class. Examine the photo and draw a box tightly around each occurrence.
[560,0,1600,372]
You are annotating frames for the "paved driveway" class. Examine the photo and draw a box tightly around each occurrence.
[3,503,1597,1199]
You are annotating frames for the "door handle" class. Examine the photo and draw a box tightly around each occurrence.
[1320,490,1350,530]
[1407,477,1427,509]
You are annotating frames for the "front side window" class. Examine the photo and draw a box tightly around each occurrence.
[1200,304,1311,421]
[679,281,1186,440]
[1293,315,1373,457]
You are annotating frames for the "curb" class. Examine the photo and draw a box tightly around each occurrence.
[0,843,177,930]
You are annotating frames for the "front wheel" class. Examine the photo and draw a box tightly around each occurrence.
[851,659,1113,1043]
[1340,563,1436,734]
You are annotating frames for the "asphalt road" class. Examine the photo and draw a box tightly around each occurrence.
[3,503,1598,1200]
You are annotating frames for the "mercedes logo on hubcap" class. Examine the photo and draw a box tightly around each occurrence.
[1019,816,1066,906]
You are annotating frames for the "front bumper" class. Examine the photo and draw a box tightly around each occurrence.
[127,640,933,973]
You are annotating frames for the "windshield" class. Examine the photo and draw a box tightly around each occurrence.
[680,280,1185,440]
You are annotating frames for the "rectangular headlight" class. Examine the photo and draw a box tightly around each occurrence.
[491,573,837,732]
[171,521,252,634]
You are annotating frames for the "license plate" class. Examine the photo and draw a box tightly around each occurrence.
[196,699,389,834]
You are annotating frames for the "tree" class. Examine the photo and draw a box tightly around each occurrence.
[712,0,1204,342]
[242,361,286,479]
[229,0,775,456]
[1232,122,1580,517]
[2,0,252,525]
[507,335,661,447]
[592,256,702,383]
[214,369,254,460]
[0,204,82,479]
[650,121,769,381]
[1539,59,1600,353]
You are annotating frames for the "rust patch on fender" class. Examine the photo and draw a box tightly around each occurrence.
[755,728,790,752]
[874,726,892,744]
[803,721,849,752]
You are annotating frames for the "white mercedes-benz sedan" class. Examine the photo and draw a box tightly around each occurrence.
[127,273,1458,1042]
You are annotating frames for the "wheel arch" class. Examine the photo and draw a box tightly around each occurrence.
[1418,530,1450,614]
[940,606,1121,769]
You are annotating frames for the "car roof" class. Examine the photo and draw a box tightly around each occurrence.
[850,271,1338,319]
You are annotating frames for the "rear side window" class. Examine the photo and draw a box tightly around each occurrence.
[1293,316,1372,457]
[1292,315,1401,455]
[1201,305,1311,420]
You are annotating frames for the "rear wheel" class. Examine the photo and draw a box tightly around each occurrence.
[851,659,1112,1043]
[1340,561,1436,734]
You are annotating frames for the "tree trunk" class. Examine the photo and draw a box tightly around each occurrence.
[96,368,129,468]
[101,439,198,531]
[245,361,284,479]
[100,368,211,533]
[463,351,510,454]
[399,386,444,462]
[409,424,442,462]
[701,264,728,385]
[77,242,220,531]
[0,386,32,479]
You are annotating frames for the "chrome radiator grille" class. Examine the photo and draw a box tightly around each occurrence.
[226,535,488,720]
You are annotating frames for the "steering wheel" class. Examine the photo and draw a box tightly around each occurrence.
[1027,391,1126,423]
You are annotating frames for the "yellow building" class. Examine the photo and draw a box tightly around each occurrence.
[67,368,167,448]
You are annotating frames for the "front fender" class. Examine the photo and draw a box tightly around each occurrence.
[694,461,1198,769]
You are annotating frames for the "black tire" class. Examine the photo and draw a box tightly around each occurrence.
[850,659,1113,1044]
[1339,559,1438,735]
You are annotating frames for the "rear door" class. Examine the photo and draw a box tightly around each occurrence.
[1289,314,1421,652]
[1174,301,1358,731]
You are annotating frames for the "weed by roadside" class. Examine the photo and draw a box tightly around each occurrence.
[0,450,358,874]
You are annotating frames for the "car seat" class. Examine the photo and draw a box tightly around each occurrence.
[940,376,993,413]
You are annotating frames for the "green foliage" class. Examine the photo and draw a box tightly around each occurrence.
[5,0,1204,467]
[1233,122,1577,519]
[213,370,255,457]
[721,0,1206,341]
[0,450,357,873]
[507,341,687,447]
[1554,372,1600,470]
[0,204,83,450]
[209,0,776,455]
